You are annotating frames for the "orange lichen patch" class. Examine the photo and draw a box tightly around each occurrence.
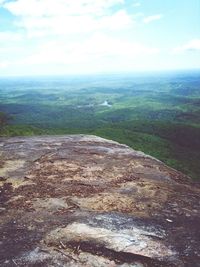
[71,195,158,217]
[71,180,170,217]
[32,197,70,211]
[0,159,25,177]
[118,180,170,200]
[6,178,35,189]
[7,195,24,203]
[73,193,143,215]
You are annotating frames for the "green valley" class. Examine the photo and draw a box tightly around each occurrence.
[0,71,200,179]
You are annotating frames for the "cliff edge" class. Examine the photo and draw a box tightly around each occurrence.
[0,135,199,267]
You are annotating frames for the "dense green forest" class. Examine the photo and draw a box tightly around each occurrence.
[0,71,200,180]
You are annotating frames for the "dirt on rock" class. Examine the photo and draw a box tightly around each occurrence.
[0,135,200,267]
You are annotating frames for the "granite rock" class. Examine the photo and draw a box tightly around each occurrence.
[0,135,200,266]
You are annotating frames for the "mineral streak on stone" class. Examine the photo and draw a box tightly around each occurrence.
[0,135,200,267]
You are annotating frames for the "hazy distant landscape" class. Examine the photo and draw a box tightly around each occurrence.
[0,71,200,180]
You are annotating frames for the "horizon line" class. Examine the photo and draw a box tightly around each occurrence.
[0,68,199,79]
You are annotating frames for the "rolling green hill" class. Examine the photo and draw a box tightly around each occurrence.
[0,71,200,179]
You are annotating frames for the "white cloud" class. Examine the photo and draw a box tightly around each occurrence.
[9,34,158,75]
[133,2,141,7]
[0,61,9,68]
[76,33,159,57]
[97,10,134,30]
[143,14,163,24]
[3,0,132,37]
[21,33,159,67]
[173,39,200,53]
[15,9,133,38]
[0,31,22,42]
[0,0,154,75]
[0,32,159,74]
[3,0,124,17]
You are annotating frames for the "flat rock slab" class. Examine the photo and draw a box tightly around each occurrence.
[0,135,200,267]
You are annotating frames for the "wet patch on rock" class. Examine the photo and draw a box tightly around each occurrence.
[0,135,200,266]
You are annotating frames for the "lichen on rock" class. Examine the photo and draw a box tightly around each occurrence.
[0,135,200,266]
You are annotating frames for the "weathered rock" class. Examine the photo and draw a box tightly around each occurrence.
[0,135,200,267]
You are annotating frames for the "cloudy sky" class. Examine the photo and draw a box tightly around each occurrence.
[0,0,200,76]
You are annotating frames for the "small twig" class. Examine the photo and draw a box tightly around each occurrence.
[59,240,66,249]
[74,244,80,254]
[12,259,19,266]
[54,248,77,262]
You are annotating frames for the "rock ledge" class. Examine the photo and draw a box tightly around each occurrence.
[0,135,200,266]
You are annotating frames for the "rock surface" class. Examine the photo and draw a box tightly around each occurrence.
[0,135,200,267]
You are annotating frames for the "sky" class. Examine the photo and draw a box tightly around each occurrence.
[0,0,200,76]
